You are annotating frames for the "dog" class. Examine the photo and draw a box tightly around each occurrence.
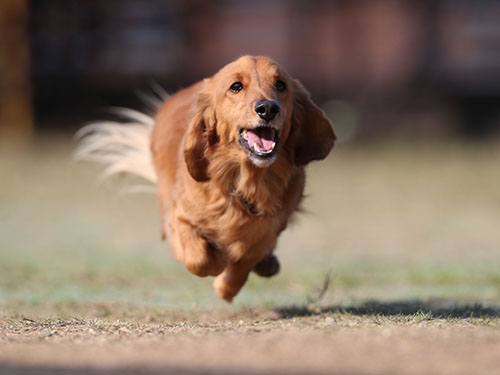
[76,55,336,302]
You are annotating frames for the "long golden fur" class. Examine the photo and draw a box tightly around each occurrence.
[151,56,335,301]
[77,55,335,302]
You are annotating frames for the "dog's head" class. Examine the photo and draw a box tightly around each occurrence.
[184,56,336,181]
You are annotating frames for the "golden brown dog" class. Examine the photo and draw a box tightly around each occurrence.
[77,55,335,302]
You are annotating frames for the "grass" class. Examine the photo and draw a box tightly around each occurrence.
[1,137,500,312]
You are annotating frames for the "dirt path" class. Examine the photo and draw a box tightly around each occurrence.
[1,309,500,375]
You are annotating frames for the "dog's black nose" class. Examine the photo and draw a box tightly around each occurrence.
[255,100,279,122]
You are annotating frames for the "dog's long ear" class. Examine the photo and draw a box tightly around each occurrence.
[291,80,336,166]
[184,81,216,182]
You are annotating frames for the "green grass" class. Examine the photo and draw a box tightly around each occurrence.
[1,138,500,313]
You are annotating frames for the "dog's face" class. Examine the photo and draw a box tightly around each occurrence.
[211,56,295,167]
[184,56,336,181]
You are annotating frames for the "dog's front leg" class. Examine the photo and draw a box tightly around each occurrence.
[169,216,227,277]
[213,258,259,302]
[213,241,272,302]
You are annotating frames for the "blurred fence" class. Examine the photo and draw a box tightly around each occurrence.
[1,0,500,140]
[0,0,32,141]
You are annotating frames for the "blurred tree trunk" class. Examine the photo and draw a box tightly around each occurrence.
[0,0,33,143]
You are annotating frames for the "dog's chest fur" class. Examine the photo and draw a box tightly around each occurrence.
[181,159,295,260]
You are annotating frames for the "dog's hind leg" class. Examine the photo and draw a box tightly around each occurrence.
[253,250,280,277]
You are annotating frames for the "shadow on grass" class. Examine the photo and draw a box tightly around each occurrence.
[275,299,500,319]
[0,364,334,375]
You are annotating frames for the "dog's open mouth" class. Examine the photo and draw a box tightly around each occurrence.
[239,127,279,160]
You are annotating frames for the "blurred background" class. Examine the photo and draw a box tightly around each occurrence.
[2,0,500,141]
[1,0,499,311]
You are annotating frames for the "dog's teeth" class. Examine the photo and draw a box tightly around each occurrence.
[271,142,276,150]
[253,143,261,152]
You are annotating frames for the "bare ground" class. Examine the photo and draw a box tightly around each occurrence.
[1,301,500,375]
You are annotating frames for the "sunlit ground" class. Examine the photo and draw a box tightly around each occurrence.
[1,137,500,313]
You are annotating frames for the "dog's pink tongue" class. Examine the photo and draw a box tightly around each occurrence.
[247,129,275,151]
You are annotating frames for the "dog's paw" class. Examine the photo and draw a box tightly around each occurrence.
[185,246,226,277]
[253,254,280,278]
[213,275,238,302]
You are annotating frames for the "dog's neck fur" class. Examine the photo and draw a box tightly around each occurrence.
[206,146,294,217]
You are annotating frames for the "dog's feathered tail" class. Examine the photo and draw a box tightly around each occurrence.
[75,108,158,193]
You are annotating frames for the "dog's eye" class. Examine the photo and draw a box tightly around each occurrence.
[229,82,243,93]
[275,80,287,92]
